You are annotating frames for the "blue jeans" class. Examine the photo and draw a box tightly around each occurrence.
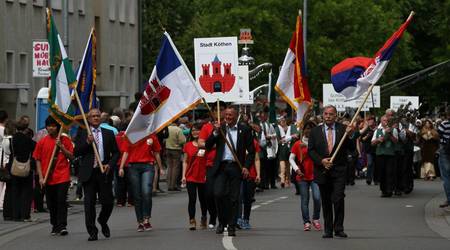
[299,180,321,224]
[128,163,155,223]
[438,148,450,203]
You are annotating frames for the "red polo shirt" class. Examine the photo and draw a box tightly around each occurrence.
[291,140,314,181]
[116,131,129,167]
[33,134,73,185]
[248,139,261,180]
[123,134,161,164]
[183,141,207,183]
[199,122,216,168]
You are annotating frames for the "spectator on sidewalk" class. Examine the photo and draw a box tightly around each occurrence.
[166,121,186,191]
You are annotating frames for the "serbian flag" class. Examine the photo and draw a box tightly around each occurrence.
[275,14,311,122]
[125,32,202,143]
[331,12,414,100]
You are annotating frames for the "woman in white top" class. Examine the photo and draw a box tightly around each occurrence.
[0,120,15,211]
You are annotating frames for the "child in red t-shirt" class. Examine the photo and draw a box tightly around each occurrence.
[182,123,208,230]
[289,122,321,232]
[33,116,74,236]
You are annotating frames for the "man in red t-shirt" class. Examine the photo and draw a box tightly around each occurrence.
[33,116,74,236]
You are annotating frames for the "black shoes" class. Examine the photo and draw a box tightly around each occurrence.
[101,224,110,238]
[88,234,98,241]
[228,227,236,237]
[216,224,224,234]
[60,228,68,236]
[322,233,333,238]
[335,231,348,238]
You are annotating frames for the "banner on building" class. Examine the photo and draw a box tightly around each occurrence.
[390,96,419,111]
[194,36,240,103]
[33,40,50,77]
[323,83,380,112]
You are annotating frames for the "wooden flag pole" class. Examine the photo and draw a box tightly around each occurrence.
[43,128,63,185]
[330,83,376,163]
[73,91,105,173]
[217,99,220,123]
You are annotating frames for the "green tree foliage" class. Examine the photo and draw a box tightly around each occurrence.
[142,0,450,106]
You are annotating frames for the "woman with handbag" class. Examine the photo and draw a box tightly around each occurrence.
[3,117,35,221]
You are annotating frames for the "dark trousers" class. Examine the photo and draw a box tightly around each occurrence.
[239,179,256,220]
[214,162,242,228]
[261,157,277,188]
[377,155,396,195]
[186,182,207,219]
[318,172,346,234]
[4,175,33,221]
[403,150,414,193]
[33,172,45,211]
[346,157,357,184]
[45,182,69,231]
[394,153,406,192]
[82,168,114,236]
[114,167,133,205]
[206,167,217,225]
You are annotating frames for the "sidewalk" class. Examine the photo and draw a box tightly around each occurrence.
[425,192,450,240]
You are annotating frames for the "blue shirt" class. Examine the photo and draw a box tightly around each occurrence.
[222,125,238,161]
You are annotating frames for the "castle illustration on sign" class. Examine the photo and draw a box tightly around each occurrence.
[139,78,171,115]
[199,55,236,93]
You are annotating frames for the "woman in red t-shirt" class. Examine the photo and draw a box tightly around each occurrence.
[289,121,321,232]
[181,123,207,230]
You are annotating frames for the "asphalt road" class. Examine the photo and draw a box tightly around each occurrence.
[1,179,449,250]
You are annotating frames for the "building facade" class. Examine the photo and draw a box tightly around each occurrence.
[0,0,139,129]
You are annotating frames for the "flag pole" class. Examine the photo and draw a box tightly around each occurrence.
[43,128,63,185]
[73,91,105,173]
[164,32,245,170]
[217,99,220,123]
[330,83,375,163]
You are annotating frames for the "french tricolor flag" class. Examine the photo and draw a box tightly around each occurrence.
[331,12,414,100]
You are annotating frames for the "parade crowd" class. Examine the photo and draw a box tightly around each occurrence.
[0,101,449,240]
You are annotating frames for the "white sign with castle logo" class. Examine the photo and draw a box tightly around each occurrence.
[194,37,240,103]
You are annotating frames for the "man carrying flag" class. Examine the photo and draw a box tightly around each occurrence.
[38,8,77,237]
[275,12,312,125]
[123,32,201,230]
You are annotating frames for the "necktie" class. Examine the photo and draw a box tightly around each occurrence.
[93,129,100,167]
[327,126,333,154]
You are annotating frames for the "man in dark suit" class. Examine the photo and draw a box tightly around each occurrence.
[308,105,355,238]
[206,106,255,237]
[74,108,119,241]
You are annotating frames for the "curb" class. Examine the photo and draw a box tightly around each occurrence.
[424,192,450,240]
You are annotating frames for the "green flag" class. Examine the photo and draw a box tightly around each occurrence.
[268,71,277,124]
[47,8,77,128]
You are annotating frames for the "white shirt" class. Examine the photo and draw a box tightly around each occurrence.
[222,124,238,161]
[91,127,104,162]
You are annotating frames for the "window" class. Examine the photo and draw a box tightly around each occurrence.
[68,0,74,13]
[119,66,125,90]
[129,66,135,87]
[128,0,136,25]
[52,0,62,10]
[119,0,126,23]
[78,0,85,15]
[109,0,116,21]
[19,0,27,5]
[6,51,15,83]
[19,53,28,83]
[6,0,14,3]
[32,0,44,7]
[110,65,116,89]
